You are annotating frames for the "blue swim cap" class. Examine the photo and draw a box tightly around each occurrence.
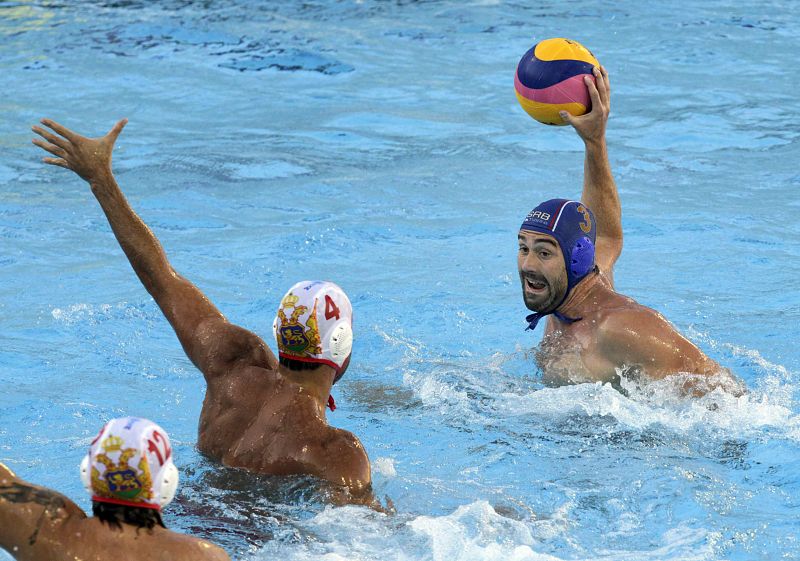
[520,198,597,290]
[520,199,597,330]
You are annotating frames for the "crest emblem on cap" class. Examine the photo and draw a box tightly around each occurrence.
[91,434,153,503]
[276,292,322,356]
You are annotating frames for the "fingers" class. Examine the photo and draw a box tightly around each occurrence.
[600,65,610,94]
[559,110,575,126]
[585,74,602,108]
[107,118,128,143]
[40,118,79,142]
[42,157,71,169]
[31,125,70,150]
[594,65,610,110]
[31,137,66,159]
[600,65,610,111]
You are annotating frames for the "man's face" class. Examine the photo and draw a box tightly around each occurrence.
[517,230,568,313]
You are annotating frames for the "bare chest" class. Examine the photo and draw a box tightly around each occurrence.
[536,318,619,386]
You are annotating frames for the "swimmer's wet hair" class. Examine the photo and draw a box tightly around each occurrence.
[92,501,166,531]
[280,356,323,371]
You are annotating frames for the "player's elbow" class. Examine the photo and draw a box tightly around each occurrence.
[0,462,17,485]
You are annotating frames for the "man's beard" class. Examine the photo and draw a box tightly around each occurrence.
[521,271,568,313]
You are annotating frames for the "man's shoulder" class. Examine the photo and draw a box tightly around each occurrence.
[206,361,284,397]
[80,521,232,561]
[196,539,232,561]
[0,468,85,518]
[323,426,368,459]
[319,426,371,492]
[195,319,279,378]
[600,297,661,320]
[0,473,89,558]
[593,292,671,338]
[160,530,232,561]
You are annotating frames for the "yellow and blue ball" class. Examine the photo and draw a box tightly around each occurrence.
[514,38,600,126]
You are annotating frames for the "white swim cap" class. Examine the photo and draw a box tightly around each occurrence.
[273,280,353,373]
[80,417,179,511]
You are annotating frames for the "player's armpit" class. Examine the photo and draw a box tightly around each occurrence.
[594,234,622,279]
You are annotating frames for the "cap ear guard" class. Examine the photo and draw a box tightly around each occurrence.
[328,321,353,364]
[80,455,91,494]
[158,462,179,508]
[570,236,595,280]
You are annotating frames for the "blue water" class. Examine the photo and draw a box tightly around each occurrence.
[2,1,800,559]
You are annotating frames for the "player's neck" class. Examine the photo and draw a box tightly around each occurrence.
[87,515,165,534]
[556,270,605,318]
[279,365,335,414]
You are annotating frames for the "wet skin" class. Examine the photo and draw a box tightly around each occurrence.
[0,463,230,561]
[520,67,742,394]
[518,232,727,388]
[31,118,373,502]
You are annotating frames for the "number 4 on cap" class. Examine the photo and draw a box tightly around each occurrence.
[324,295,341,321]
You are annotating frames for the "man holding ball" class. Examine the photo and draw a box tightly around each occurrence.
[518,64,743,395]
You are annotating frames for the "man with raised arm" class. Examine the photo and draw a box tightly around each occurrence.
[31,118,373,500]
[517,66,743,394]
[0,417,230,561]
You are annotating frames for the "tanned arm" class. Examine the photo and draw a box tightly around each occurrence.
[0,462,86,558]
[32,119,277,380]
[560,66,623,286]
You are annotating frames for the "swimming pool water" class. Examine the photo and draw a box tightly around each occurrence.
[1,1,799,559]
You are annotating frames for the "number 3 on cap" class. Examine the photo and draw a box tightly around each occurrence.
[324,295,341,321]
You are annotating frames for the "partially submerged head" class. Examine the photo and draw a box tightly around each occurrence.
[273,280,354,387]
[518,199,597,314]
[81,417,178,530]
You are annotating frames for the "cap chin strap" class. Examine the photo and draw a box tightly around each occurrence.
[524,288,582,332]
[525,310,581,331]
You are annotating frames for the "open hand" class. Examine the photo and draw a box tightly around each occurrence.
[559,66,610,144]
[32,118,127,184]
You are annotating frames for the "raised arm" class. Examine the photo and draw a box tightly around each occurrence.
[32,119,277,380]
[560,66,623,286]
